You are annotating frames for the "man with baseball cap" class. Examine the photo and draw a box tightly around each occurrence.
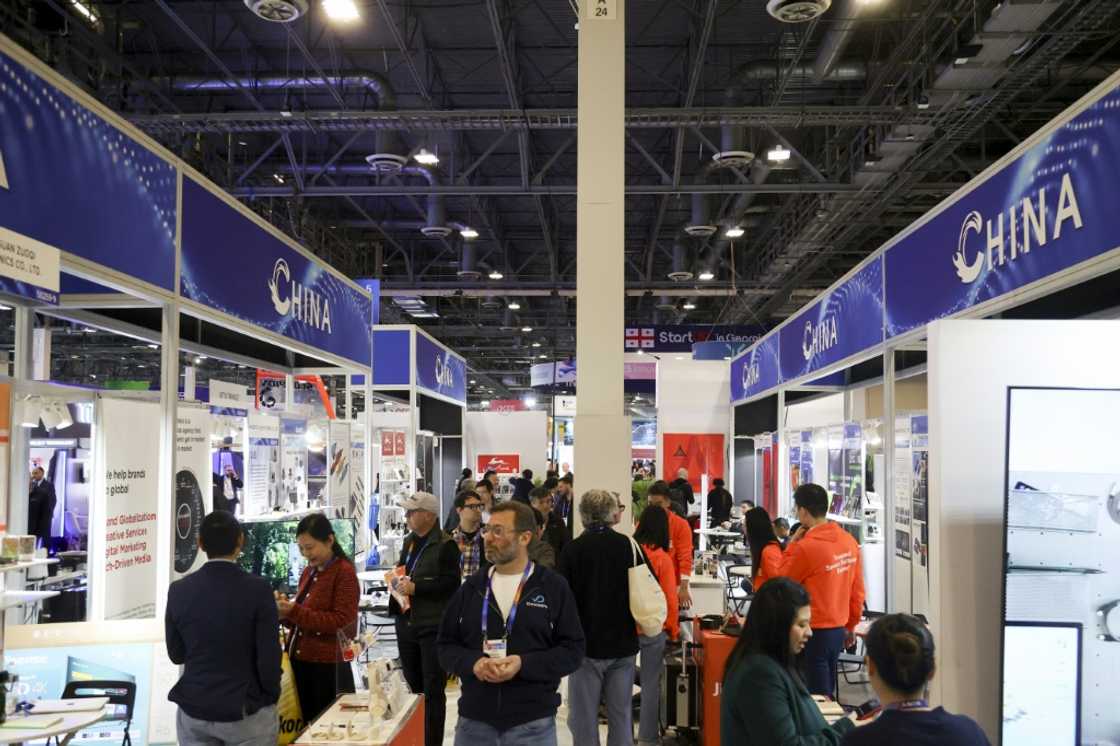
[388,492,461,746]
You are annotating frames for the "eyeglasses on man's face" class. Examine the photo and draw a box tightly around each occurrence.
[485,525,530,539]
[462,503,484,511]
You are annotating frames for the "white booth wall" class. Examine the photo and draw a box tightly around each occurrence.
[654,355,730,477]
[927,319,1120,741]
[465,411,549,480]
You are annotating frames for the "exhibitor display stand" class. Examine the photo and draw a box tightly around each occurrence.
[728,66,1120,740]
[0,32,374,745]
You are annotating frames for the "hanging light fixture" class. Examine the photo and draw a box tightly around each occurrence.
[414,148,440,166]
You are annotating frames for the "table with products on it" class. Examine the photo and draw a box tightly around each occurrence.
[0,703,109,746]
[296,693,423,745]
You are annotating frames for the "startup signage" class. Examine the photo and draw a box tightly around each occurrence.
[180,178,372,366]
[730,334,780,401]
[885,83,1117,337]
[624,325,764,352]
[0,49,177,291]
[415,332,467,403]
[779,257,884,382]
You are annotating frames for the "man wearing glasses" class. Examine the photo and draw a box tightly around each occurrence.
[453,490,490,580]
[438,501,585,746]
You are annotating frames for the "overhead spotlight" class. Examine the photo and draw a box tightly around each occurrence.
[322,0,360,22]
[766,146,791,163]
[194,357,204,364]
[414,148,440,166]
[507,301,521,310]
[20,397,43,428]
[637,349,645,356]
[520,326,533,333]
[725,226,745,239]
[55,402,73,430]
[460,227,479,240]
[469,379,477,385]
[524,396,538,408]
[272,173,285,184]
[481,400,491,408]
[682,301,697,310]
[539,354,547,359]
[39,401,63,431]
[488,270,504,280]
[698,270,715,281]
[532,342,542,348]
[916,94,931,110]
[147,343,158,349]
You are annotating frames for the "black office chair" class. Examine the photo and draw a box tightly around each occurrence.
[58,680,136,746]
[723,565,753,616]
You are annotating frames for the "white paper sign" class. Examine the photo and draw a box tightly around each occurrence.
[587,0,616,19]
[99,398,160,620]
[0,225,60,299]
[209,379,253,412]
[174,406,212,578]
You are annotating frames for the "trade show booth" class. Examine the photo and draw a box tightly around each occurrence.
[0,32,374,743]
[368,325,466,566]
[728,66,1120,741]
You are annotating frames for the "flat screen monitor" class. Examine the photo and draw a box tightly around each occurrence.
[1002,621,1082,744]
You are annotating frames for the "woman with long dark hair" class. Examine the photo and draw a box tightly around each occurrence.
[633,505,679,746]
[840,614,990,745]
[277,513,360,722]
[721,577,858,745]
[745,507,783,590]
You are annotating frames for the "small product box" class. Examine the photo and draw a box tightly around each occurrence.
[0,536,19,565]
[17,536,36,562]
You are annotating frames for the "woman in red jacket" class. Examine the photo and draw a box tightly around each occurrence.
[634,505,679,746]
[746,507,784,592]
[277,513,360,722]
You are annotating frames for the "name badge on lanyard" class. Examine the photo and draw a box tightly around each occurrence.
[481,562,534,659]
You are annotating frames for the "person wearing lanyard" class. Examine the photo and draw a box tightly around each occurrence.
[437,501,585,746]
[388,492,461,746]
[840,614,990,746]
[452,490,490,579]
[276,513,359,723]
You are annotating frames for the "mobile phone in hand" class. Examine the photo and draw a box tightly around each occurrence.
[855,699,881,720]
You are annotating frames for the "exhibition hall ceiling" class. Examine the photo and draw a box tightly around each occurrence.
[2,0,1119,397]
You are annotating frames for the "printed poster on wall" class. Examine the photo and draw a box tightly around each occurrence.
[893,415,913,559]
[281,419,308,511]
[663,433,725,492]
[174,406,212,578]
[349,427,367,553]
[246,413,280,515]
[99,398,159,620]
[799,431,814,486]
[477,454,521,476]
[328,421,352,515]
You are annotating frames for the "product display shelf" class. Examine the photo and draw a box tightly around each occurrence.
[827,513,862,526]
[0,590,60,610]
[0,558,59,574]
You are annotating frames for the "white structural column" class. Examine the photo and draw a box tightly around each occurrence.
[155,301,179,619]
[573,0,631,532]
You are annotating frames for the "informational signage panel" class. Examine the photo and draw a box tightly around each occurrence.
[181,178,372,366]
[886,84,1120,337]
[415,332,467,403]
[0,49,176,290]
[0,227,59,304]
[625,325,764,353]
[174,406,211,578]
[730,334,781,402]
[779,258,884,382]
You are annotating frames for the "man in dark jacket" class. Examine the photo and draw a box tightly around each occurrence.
[390,492,461,746]
[669,468,695,510]
[28,467,56,548]
[558,489,639,746]
[166,511,280,745]
[438,501,584,745]
[530,487,569,560]
[510,469,534,504]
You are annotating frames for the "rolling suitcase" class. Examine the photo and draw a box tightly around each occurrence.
[661,640,700,730]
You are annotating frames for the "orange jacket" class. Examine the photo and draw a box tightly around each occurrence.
[667,510,694,585]
[777,522,865,631]
[641,544,680,640]
[752,542,783,591]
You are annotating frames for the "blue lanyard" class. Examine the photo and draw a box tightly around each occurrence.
[884,699,929,712]
[481,562,534,644]
[404,535,431,575]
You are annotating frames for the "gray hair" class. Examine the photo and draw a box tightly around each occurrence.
[579,489,618,526]
[677,468,688,479]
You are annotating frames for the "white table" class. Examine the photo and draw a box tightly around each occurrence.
[728,565,753,578]
[686,573,725,617]
[0,707,107,745]
[296,693,420,745]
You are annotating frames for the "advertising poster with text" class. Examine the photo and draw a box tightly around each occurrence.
[350,427,367,553]
[329,421,352,516]
[99,398,159,620]
[246,413,281,514]
[174,406,212,578]
[663,433,725,492]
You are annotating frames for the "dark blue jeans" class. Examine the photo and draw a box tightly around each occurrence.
[800,626,845,697]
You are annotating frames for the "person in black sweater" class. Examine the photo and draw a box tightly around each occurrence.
[530,486,569,560]
[841,614,991,746]
[707,478,733,526]
[558,489,638,746]
[669,469,695,511]
[166,511,281,745]
[510,469,535,504]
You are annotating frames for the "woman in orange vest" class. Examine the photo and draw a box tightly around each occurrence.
[633,505,679,746]
[745,507,784,592]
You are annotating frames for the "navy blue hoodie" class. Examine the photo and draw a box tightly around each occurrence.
[436,563,585,732]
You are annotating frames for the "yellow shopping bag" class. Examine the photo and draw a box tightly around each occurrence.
[278,649,304,745]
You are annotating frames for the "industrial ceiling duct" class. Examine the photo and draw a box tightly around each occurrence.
[244,0,308,22]
[667,240,695,282]
[365,131,408,174]
[712,86,755,169]
[481,297,504,309]
[767,0,831,23]
[812,0,860,83]
[458,241,481,281]
[420,195,452,239]
[684,194,717,238]
[655,296,678,312]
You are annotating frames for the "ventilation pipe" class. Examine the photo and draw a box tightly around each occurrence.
[458,240,480,280]
[812,0,861,83]
[667,240,694,282]
[401,166,453,239]
[655,296,678,311]
[684,195,717,237]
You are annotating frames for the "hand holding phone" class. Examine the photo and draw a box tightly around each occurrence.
[855,698,881,721]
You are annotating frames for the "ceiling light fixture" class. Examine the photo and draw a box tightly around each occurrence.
[698,270,715,281]
[725,226,745,239]
[682,301,697,310]
[322,0,360,22]
[524,396,538,408]
[460,227,479,240]
[69,0,98,24]
[508,301,521,310]
[414,148,440,166]
[147,343,158,349]
[532,342,542,348]
[539,354,547,359]
[481,400,491,408]
[488,270,504,280]
[273,173,285,184]
[766,146,791,163]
